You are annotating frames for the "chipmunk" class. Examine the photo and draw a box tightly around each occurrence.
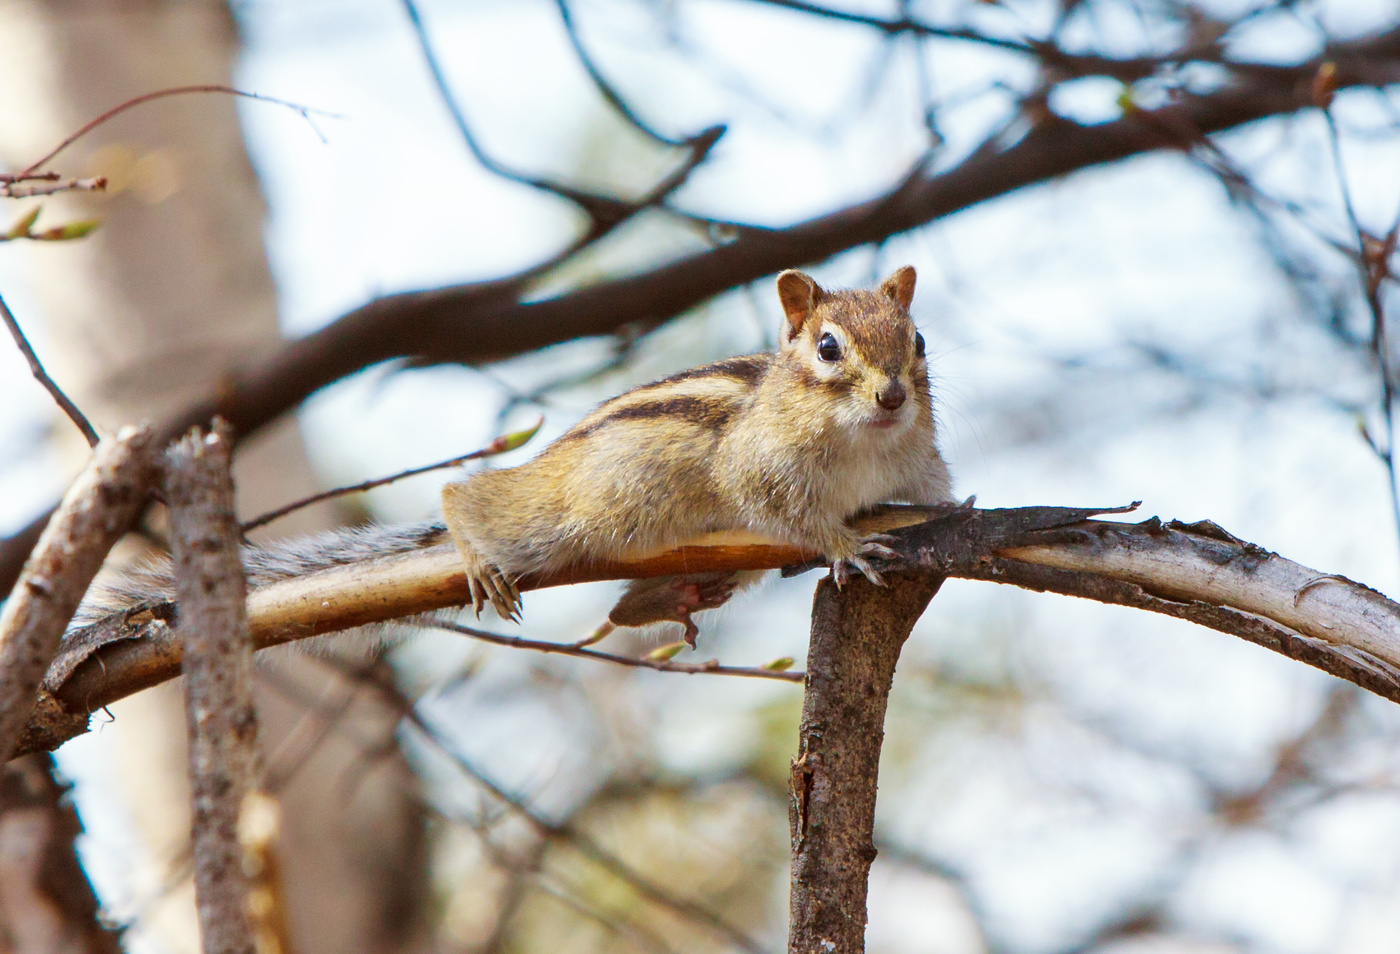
[74,267,953,646]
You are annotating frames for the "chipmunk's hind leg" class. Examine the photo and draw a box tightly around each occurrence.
[608,572,741,648]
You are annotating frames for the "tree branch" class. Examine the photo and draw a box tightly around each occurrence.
[0,754,121,953]
[429,617,802,683]
[0,425,157,761]
[165,421,259,954]
[787,570,945,953]
[19,503,1400,757]
[0,292,99,446]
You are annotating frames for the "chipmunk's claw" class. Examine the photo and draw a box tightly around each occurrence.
[830,535,906,588]
[467,562,521,622]
[832,555,884,588]
[679,612,700,648]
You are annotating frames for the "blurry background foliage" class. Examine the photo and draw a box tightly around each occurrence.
[3,0,1400,952]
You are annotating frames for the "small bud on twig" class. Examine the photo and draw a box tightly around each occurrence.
[646,641,688,661]
[1313,61,1339,109]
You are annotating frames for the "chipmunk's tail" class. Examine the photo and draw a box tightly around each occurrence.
[71,521,450,631]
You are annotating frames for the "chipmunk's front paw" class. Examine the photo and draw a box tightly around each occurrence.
[831,534,905,588]
[465,558,521,622]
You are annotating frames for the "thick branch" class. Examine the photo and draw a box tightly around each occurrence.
[787,571,944,954]
[0,754,120,953]
[0,426,157,761]
[165,422,259,954]
[19,504,1400,756]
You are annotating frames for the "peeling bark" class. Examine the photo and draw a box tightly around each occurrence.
[19,505,1400,754]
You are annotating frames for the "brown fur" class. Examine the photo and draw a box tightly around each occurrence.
[443,267,953,621]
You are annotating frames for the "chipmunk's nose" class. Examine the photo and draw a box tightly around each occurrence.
[876,382,907,411]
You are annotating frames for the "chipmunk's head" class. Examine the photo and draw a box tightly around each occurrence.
[774,266,929,434]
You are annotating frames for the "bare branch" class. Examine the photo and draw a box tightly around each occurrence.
[256,657,750,951]
[384,684,770,954]
[744,0,1188,80]
[239,417,542,533]
[0,754,121,953]
[0,293,99,447]
[0,425,157,761]
[788,570,945,954]
[18,85,331,178]
[27,504,1400,757]
[553,0,689,147]
[165,421,259,954]
[0,176,106,199]
[396,0,633,218]
[430,617,803,683]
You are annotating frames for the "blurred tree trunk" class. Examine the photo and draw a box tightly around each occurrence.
[0,3,429,952]
[0,754,119,954]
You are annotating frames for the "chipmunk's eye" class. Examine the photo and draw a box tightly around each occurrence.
[915,332,926,357]
[816,332,842,363]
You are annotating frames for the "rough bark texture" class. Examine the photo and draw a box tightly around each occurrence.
[25,504,1400,755]
[0,426,156,761]
[165,423,258,954]
[787,571,945,954]
[0,754,121,954]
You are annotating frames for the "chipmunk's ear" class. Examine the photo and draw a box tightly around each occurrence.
[776,269,826,341]
[880,266,917,311]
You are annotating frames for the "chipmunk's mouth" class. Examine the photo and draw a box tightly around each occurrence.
[866,412,902,430]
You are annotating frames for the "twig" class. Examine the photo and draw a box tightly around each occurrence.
[0,176,107,199]
[18,85,332,178]
[165,421,259,954]
[553,0,687,147]
[431,618,803,683]
[252,659,692,953]
[0,293,99,446]
[0,172,61,183]
[743,0,1164,77]
[239,417,543,533]
[287,652,770,952]
[390,696,771,954]
[529,877,684,954]
[0,424,157,761]
[396,0,724,246]
[396,0,625,215]
[1320,97,1400,558]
